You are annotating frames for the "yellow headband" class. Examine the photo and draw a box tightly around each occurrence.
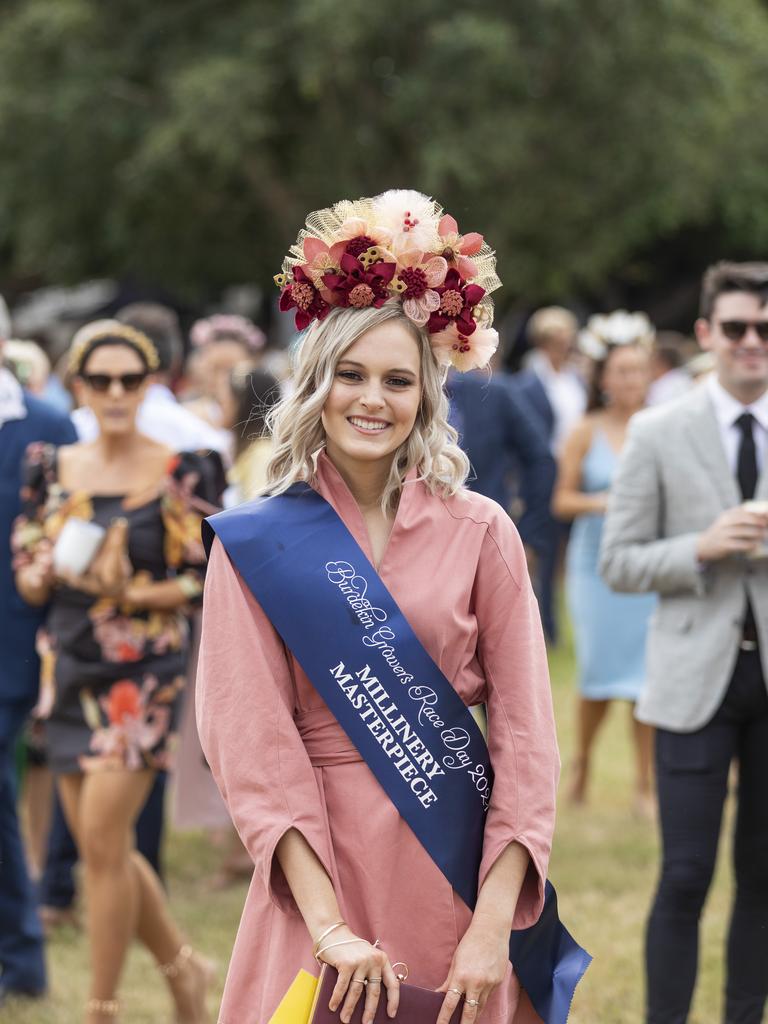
[68,319,160,375]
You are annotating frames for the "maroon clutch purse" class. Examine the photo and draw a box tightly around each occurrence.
[310,965,462,1023]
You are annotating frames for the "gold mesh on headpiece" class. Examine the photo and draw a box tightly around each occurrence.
[68,320,160,375]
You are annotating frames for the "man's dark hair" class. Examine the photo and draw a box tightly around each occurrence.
[700,261,768,319]
[115,302,183,375]
[653,331,687,371]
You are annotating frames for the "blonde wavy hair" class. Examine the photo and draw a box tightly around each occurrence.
[263,302,470,512]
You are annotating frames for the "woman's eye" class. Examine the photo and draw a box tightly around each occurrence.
[337,370,362,381]
[388,377,412,388]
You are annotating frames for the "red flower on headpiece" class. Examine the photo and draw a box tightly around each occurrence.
[322,252,397,310]
[279,266,331,330]
[426,269,486,336]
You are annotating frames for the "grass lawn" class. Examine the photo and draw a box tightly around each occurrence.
[3,626,740,1023]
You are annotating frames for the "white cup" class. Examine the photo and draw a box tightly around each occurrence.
[53,518,106,576]
[743,500,768,559]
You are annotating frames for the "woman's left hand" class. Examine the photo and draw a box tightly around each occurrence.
[435,924,510,1023]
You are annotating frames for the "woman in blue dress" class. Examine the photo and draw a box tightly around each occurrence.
[553,313,657,815]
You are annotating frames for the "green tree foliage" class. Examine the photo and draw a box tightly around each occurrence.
[1,0,767,303]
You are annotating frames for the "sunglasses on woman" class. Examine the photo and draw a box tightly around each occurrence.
[81,372,148,392]
[717,320,768,343]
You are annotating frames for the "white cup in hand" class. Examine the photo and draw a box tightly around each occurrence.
[53,518,106,577]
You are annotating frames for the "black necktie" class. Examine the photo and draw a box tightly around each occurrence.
[736,412,758,500]
[736,412,759,642]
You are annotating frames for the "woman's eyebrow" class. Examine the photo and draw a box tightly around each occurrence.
[337,359,416,376]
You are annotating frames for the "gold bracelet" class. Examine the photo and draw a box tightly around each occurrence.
[311,920,346,959]
[315,937,365,963]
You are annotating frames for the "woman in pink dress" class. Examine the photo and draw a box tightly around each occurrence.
[196,191,562,1024]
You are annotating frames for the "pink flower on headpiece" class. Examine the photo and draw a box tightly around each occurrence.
[438,215,484,281]
[430,322,499,373]
[392,251,449,327]
[190,314,266,351]
[322,253,396,311]
[427,269,486,336]
[279,266,331,331]
[301,237,344,289]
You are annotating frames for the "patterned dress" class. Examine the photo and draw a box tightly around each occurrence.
[12,443,219,774]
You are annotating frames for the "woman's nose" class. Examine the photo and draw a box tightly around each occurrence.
[360,382,385,408]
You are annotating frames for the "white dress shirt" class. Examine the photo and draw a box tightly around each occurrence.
[72,382,232,459]
[706,374,768,476]
[528,350,586,453]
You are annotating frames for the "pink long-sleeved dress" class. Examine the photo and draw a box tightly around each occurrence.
[196,452,560,1023]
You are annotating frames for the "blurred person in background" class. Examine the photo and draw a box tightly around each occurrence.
[42,301,228,933]
[4,339,51,396]
[221,363,281,507]
[553,312,656,815]
[182,314,266,429]
[13,321,216,1023]
[601,263,768,1024]
[515,306,586,644]
[445,365,556,573]
[0,296,76,1007]
[72,302,231,459]
[646,331,693,406]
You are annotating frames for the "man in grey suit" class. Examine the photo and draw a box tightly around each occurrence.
[601,261,768,1024]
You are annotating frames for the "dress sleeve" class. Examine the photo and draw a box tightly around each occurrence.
[11,442,57,571]
[195,537,336,913]
[473,512,560,930]
[161,452,224,601]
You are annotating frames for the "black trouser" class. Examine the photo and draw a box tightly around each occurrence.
[646,649,768,1024]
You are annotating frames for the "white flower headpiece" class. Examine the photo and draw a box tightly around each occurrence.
[578,310,655,360]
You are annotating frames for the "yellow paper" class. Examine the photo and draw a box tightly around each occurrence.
[268,969,320,1024]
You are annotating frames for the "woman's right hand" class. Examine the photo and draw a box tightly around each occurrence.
[318,927,400,1023]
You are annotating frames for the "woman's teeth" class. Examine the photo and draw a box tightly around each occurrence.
[349,417,389,432]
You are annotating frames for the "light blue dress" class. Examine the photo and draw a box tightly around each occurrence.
[565,429,656,701]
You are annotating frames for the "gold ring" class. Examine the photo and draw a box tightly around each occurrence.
[368,978,382,984]
[450,987,463,996]
[352,977,366,986]
[466,998,479,1007]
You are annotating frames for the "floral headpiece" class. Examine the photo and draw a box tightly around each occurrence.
[273,189,501,372]
[68,320,160,375]
[189,313,266,351]
[578,310,655,361]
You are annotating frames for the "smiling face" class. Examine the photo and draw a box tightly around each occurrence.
[74,343,149,436]
[321,320,422,479]
[696,291,768,403]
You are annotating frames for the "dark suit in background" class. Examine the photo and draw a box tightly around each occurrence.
[510,369,562,642]
[446,369,556,586]
[0,390,76,998]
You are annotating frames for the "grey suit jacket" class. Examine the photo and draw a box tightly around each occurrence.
[599,385,768,731]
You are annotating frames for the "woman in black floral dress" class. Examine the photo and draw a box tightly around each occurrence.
[13,321,217,1024]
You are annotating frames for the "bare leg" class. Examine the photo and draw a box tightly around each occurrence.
[131,850,213,1022]
[79,770,153,1022]
[20,764,54,880]
[630,709,655,819]
[58,772,210,1024]
[569,698,610,804]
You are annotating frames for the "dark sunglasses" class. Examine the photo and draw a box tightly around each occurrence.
[81,372,148,393]
[717,320,768,343]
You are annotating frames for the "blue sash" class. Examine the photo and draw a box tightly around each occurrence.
[203,484,590,1022]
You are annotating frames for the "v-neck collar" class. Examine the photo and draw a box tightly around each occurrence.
[312,448,420,572]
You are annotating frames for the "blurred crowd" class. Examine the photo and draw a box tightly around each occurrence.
[0,286,711,1015]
